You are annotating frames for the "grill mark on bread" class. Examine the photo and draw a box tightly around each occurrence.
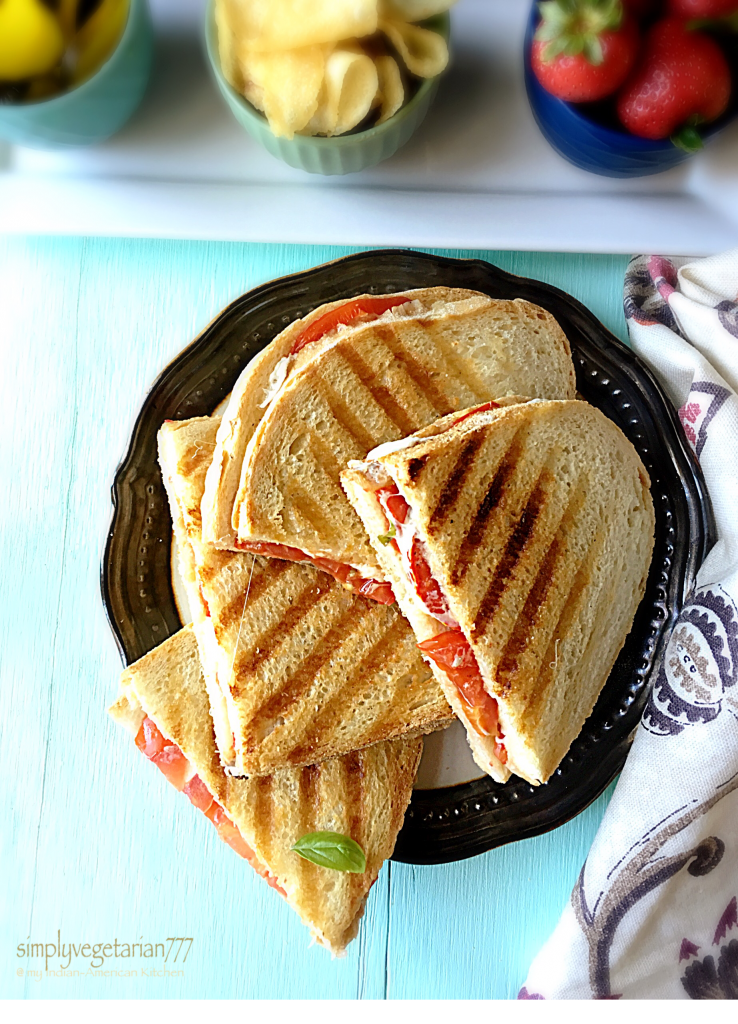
[297,764,322,891]
[339,348,419,437]
[428,432,487,533]
[181,443,215,478]
[281,481,340,547]
[197,550,241,587]
[286,617,410,763]
[472,468,553,639]
[305,432,350,479]
[184,504,203,532]
[373,325,454,416]
[214,560,294,635]
[525,546,599,718]
[245,605,370,735]
[345,750,365,902]
[253,775,274,860]
[314,379,379,453]
[495,479,589,694]
[407,457,426,482]
[417,319,486,403]
[299,763,321,821]
[451,428,528,586]
[233,576,336,678]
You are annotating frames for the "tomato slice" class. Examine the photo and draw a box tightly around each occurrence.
[377,486,410,526]
[207,804,287,896]
[136,717,190,789]
[134,720,287,894]
[409,538,452,621]
[291,296,411,356]
[135,717,166,758]
[355,577,396,604]
[234,539,395,605]
[151,745,190,791]
[183,774,214,813]
[418,630,506,760]
[451,401,499,429]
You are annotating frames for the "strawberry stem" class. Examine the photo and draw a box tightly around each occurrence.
[536,0,624,65]
[671,125,704,153]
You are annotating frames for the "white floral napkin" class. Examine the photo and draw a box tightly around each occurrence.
[521,250,738,1000]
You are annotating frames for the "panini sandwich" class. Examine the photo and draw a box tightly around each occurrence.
[109,626,422,955]
[202,287,491,559]
[158,415,453,776]
[204,289,577,601]
[342,400,655,785]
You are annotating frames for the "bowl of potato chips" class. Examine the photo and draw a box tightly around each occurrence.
[206,0,454,175]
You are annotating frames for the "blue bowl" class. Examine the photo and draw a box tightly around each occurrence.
[0,0,154,149]
[523,5,735,178]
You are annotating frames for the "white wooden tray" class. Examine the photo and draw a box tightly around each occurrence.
[2,0,737,253]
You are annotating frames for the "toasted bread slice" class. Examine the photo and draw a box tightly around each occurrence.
[158,416,453,776]
[342,400,655,785]
[228,297,576,585]
[109,626,422,956]
[201,287,489,550]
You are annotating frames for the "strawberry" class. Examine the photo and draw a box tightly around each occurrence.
[666,1,738,17]
[532,0,641,103]
[616,17,732,148]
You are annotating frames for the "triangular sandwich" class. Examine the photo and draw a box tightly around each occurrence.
[158,415,453,776]
[341,399,655,785]
[109,626,421,955]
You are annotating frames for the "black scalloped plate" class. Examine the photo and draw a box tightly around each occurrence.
[101,249,713,866]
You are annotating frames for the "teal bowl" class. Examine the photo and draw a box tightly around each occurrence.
[205,2,450,175]
[0,0,154,149]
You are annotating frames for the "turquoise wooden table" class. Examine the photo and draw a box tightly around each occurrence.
[1,239,628,1000]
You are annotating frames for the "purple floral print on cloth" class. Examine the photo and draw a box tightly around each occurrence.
[681,898,738,999]
[677,382,731,459]
[517,987,545,999]
[680,939,700,962]
[716,299,738,339]
[714,897,738,945]
[643,586,738,738]
[623,256,682,334]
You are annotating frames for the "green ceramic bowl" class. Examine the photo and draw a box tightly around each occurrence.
[205,3,450,175]
[0,0,154,149]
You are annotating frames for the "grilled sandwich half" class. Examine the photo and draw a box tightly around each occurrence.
[202,287,491,553]
[342,400,655,785]
[109,626,422,956]
[206,290,577,602]
[158,415,453,777]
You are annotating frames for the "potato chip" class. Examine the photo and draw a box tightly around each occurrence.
[375,55,404,124]
[379,16,448,78]
[225,0,378,53]
[239,45,328,138]
[381,0,456,20]
[303,48,379,137]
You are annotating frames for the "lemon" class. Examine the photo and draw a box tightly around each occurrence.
[0,0,66,81]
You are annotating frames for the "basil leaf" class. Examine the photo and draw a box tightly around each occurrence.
[291,831,367,873]
[377,525,396,546]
